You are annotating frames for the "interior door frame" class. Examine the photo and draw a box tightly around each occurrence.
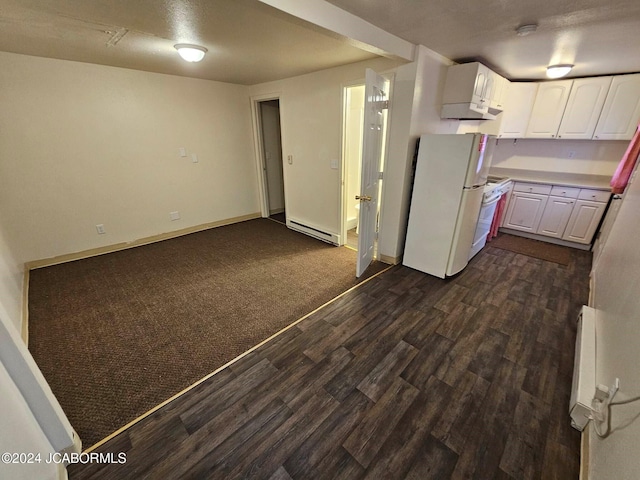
[340,80,366,246]
[250,92,284,218]
[339,73,394,251]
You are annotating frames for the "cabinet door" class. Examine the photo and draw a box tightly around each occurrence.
[488,72,508,112]
[525,80,573,138]
[562,200,607,244]
[536,196,575,238]
[442,62,490,110]
[497,83,538,138]
[503,192,549,233]
[593,73,640,140]
[557,77,612,140]
[473,63,491,108]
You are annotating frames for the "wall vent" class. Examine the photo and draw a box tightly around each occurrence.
[287,219,340,245]
[570,305,597,431]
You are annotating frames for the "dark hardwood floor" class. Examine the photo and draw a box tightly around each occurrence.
[68,244,589,480]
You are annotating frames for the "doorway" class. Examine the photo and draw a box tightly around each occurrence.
[343,85,365,250]
[256,99,286,224]
[342,82,387,259]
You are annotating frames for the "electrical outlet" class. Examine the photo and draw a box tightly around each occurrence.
[96,224,106,234]
[170,211,180,221]
[178,147,187,157]
[191,153,198,163]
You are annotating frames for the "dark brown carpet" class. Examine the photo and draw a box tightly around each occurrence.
[28,218,386,448]
[488,233,572,266]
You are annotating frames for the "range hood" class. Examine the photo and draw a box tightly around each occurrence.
[441,102,497,120]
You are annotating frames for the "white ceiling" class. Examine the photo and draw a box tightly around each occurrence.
[0,0,380,85]
[1,0,639,84]
[326,0,640,80]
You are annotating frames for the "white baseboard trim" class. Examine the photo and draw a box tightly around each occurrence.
[499,228,592,251]
[21,266,29,345]
[26,213,261,271]
[287,218,341,245]
[379,254,401,265]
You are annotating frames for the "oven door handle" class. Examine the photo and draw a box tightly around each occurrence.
[482,194,502,206]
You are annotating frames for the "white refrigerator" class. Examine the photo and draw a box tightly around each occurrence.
[403,133,494,278]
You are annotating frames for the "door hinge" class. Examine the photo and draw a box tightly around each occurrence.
[379,100,389,110]
[378,172,384,180]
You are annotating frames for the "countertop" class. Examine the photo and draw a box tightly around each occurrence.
[488,167,612,191]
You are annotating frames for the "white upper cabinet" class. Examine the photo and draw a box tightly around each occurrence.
[593,73,640,140]
[488,71,509,113]
[557,77,612,140]
[525,80,573,138]
[442,62,493,112]
[495,83,538,138]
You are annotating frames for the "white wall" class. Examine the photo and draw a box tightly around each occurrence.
[0,311,77,455]
[0,304,78,479]
[0,52,259,266]
[490,138,627,180]
[248,47,478,263]
[0,226,23,333]
[249,56,403,237]
[0,361,60,480]
[590,164,640,479]
[378,46,462,261]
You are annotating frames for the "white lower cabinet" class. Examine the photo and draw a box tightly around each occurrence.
[563,200,607,244]
[536,196,576,238]
[503,182,610,246]
[503,192,548,233]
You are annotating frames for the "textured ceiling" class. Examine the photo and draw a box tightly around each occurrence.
[0,0,381,84]
[1,0,639,83]
[326,0,640,80]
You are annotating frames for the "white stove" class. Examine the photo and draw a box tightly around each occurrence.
[484,175,513,202]
[469,176,512,260]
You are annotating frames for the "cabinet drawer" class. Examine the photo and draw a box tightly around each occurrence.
[513,182,552,195]
[578,189,610,202]
[550,186,580,198]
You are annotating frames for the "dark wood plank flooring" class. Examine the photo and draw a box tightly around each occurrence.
[68,244,588,479]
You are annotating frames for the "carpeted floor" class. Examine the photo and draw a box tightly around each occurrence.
[488,233,572,265]
[28,218,386,448]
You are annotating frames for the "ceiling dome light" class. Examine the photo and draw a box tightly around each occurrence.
[516,24,538,36]
[174,44,207,62]
[546,64,574,79]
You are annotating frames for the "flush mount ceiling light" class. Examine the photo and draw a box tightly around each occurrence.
[174,44,207,62]
[546,64,574,79]
[516,24,538,36]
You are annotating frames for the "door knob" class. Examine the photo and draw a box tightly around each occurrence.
[355,195,372,202]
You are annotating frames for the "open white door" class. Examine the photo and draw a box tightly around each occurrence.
[356,69,388,277]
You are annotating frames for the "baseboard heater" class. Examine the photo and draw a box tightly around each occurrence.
[570,305,597,431]
[287,219,340,245]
